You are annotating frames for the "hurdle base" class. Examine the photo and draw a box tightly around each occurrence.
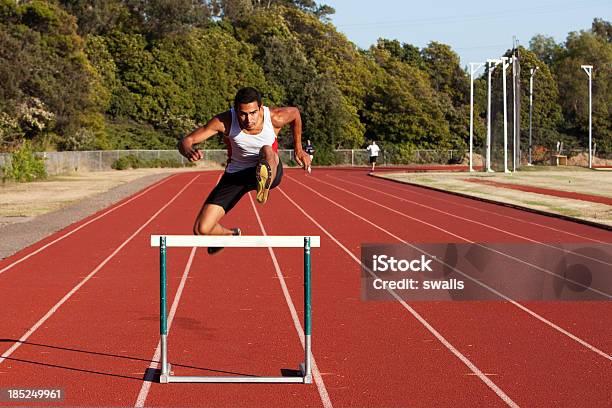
[163,376,305,383]
[299,362,312,384]
[159,363,311,384]
[159,363,172,384]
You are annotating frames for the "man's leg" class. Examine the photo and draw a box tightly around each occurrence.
[256,145,279,204]
[260,145,278,180]
[194,204,241,255]
[193,203,234,236]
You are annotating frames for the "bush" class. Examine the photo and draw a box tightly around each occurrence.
[2,140,47,182]
[111,154,140,170]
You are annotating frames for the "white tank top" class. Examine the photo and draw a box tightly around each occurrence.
[225,106,278,173]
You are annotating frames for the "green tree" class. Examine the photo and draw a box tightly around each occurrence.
[529,34,563,67]
[516,47,563,149]
[421,41,469,106]
[0,0,107,150]
[363,46,453,152]
[58,0,132,36]
[234,6,366,148]
[99,25,271,147]
[554,26,612,152]
[591,18,612,43]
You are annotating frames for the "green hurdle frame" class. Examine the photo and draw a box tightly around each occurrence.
[152,235,318,384]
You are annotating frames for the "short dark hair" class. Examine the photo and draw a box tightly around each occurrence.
[234,87,262,107]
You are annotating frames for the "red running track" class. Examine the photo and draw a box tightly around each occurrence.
[0,169,610,407]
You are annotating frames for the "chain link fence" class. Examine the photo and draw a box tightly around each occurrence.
[0,148,467,176]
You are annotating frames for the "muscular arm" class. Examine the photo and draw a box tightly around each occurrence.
[270,107,311,169]
[179,112,229,162]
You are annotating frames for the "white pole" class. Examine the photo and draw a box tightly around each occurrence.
[589,71,592,169]
[581,65,593,169]
[512,54,517,172]
[487,65,492,172]
[528,67,538,166]
[501,57,511,173]
[469,62,485,172]
[486,59,500,172]
[470,67,475,172]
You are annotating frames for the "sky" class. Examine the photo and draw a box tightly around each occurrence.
[324,0,611,67]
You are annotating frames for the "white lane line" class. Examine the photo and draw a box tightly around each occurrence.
[135,171,220,407]
[0,174,178,276]
[288,175,612,362]
[313,176,611,298]
[0,175,200,365]
[277,187,519,408]
[249,193,333,408]
[135,247,197,408]
[329,174,612,268]
[349,173,609,243]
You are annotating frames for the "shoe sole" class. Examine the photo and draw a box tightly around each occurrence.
[207,246,224,255]
[207,228,241,256]
[256,161,272,204]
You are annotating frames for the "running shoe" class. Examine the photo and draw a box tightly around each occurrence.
[256,159,272,204]
[207,228,241,255]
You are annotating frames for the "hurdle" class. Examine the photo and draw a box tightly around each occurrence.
[150,235,320,384]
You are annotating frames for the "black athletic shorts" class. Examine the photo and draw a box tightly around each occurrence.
[204,161,283,213]
[369,156,377,163]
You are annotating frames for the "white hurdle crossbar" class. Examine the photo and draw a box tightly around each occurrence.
[151,235,320,384]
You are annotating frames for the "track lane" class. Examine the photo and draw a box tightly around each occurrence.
[349,171,612,242]
[0,173,207,356]
[320,171,612,351]
[2,168,610,407]
[0,174,178,274]
[2,170,323,408]
[254,170,516,407]
[334,172,612,244]
[140,190,326,407]
[287,170,611,407]
[0,172,211,406]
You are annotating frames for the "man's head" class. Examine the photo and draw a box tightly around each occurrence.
[234,87,262,131]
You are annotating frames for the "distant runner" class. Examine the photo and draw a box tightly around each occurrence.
[305,139,315,173]
[367,140,380,172]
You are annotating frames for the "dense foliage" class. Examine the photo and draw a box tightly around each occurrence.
[0,0,609,156]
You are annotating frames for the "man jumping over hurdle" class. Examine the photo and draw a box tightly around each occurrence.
[178,87,311,254]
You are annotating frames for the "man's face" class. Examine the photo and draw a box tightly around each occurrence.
[236,101,261,130]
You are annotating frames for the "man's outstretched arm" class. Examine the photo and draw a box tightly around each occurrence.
[271,107,311,171]
[179,114,228,162]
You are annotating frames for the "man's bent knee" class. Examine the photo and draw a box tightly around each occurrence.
[194,204,225,235]
[194,220,213,236]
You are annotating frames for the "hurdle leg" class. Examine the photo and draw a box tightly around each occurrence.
[159,236,171,383]
[301,237,313,384]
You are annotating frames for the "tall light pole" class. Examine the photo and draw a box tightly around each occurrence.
[512,54,517,172]
[512,40,521,172]
[528,66,539,166]
[486,59,501,172]
[469,62,485,172]
[581,65,593,169]
[501,56,512,173]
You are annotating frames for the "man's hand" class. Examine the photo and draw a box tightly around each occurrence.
[294,149,312,173]
[178,114,228,162]
[178,137,203,162]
